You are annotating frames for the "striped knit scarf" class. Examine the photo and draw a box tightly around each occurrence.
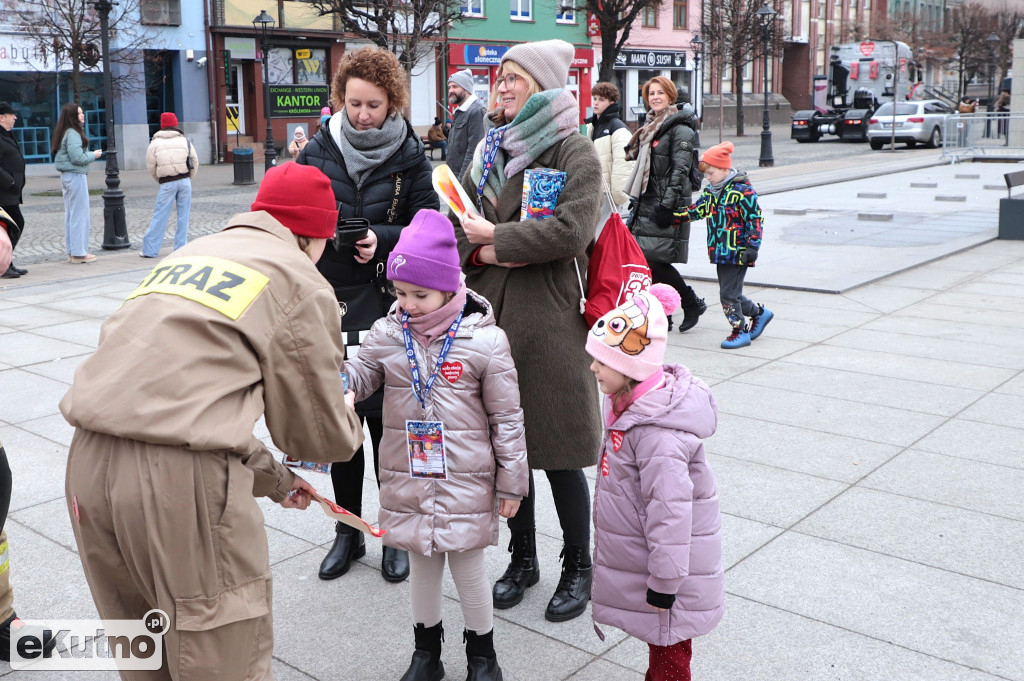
[471,89,579,208]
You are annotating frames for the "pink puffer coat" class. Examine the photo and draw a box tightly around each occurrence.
[345,289,529,556]
[591,364,724,646]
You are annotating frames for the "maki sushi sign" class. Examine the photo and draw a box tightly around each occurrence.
[269,85,329,117]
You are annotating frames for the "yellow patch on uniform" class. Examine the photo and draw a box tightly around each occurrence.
[0,540,9,576]
[127,257,269,320]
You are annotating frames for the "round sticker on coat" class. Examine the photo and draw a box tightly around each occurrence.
[440,361,463,383]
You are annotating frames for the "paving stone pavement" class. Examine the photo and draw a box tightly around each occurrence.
[0,148,1021,681]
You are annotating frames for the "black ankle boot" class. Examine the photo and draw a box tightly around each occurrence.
[678,298,707,333]
[464,629,502,681]
[382,546,410,582]
[318,522,366,580]
[666,314,674,332]
[400,622,445,681]
[492,531,539,609]
[544,545,592,622]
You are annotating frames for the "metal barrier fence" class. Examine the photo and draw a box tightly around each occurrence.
[942,112,1024,162]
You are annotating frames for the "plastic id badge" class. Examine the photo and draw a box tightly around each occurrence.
[406,420,447,480]
[281,455,330,474]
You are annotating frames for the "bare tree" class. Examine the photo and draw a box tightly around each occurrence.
[301,0,465,77]
[941,2,993,100]
[1,0,153,102]
[991,7,1024,84]
[579,0,664,82]
[702,0,777,136]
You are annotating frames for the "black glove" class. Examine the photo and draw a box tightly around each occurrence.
[739,247,758,265]
[646,588,676,610]
[654,205,674,228]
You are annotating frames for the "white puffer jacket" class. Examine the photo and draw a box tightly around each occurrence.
[585,105,635,207]
[146,129,198,182]
[345,288,529,556]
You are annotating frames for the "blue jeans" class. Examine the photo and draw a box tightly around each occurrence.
[61,172,91,257]
[143,178,192,257]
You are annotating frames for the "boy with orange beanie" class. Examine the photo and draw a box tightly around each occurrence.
[685,141,773,349]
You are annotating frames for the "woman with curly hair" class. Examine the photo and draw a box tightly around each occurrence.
[297,46,437,586]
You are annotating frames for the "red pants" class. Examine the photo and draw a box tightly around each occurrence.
[646,639,692,681]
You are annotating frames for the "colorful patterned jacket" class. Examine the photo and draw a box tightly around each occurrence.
[685,172,763,266]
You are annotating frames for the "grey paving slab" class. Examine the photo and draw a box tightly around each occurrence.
[726,533,1024,680]
[673,596,1008,681]
[825,328,1024,370]
[26,319,104,349]
[0,426,68,515]
[956,392,1024,429]
[719,513,783,569]
[9,498,77,556]
[11,413,74,447]
[565,658,643,680]
[662,341,769,382]
[0,369,74,424]
[864,313,1024,349]
[914,418,1024,469]
[931,289,1024,314]
[863,449,1024,521]
[782,344,1016,391]
[896,299,1024,330]
[710,382,947,447]
[838,283,940,313]
[795,487,1024,589]
[0,331,93,369]
[19,355,86,385]
[707,414,901,482]
[712,455,847,528]
[731,361,985,416]
[39,295,129,320]
[996,372,1024,396]
[0,305,90,331]
[881,264,984,290]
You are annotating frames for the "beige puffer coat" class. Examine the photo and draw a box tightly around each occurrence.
[345,289,529,556]
[146,129,198,182]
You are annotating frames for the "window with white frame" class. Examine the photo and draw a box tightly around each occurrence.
[511,0,531,20]
[461,0,484,17]
[556,0,576,23]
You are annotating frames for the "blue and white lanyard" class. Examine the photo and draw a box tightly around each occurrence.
[401,306,465,414]
[475,124,507,212]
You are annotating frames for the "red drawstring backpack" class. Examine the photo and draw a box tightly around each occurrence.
[575,187,652,328]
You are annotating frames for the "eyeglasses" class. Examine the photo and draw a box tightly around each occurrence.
[495,74,518,90]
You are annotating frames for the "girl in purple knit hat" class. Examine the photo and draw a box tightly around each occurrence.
[345,207,528,681]
[585,283,724,681]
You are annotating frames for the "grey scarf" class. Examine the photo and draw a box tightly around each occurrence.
[336,112,407,188]
[710,169,739,197]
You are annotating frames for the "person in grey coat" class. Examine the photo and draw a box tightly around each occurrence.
[446,69,485,181]
[346,209,528,681]
[454,39,602,624]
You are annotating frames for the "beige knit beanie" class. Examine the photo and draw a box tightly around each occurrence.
[501,39,574,92]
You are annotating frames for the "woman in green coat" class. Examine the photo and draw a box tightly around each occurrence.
[52,102,101,263]
[453,39,602,625]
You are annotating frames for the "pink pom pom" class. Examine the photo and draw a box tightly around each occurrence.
[649,283,680,316]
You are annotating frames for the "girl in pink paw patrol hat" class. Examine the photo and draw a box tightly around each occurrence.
[342,207,528,681]
[585,283,724,681]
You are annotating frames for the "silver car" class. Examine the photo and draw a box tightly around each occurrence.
[867,100,952,149]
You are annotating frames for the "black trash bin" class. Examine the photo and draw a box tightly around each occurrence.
[233,147,255,186]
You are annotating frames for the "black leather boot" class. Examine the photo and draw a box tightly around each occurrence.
[464,629,502,681]
[492,531,539,609]
[544,545,592,622]
[399,622,445,681]
[678,297,707,333]
[318,522,366,580]
[382,546,410,582]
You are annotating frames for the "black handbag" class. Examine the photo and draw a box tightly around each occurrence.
[334,261,391,333]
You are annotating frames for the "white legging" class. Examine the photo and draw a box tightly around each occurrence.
[409,548,492,634]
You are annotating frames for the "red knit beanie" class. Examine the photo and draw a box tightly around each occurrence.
[701,141,734,170]
[251,164,338,239]
[160,112,178,129]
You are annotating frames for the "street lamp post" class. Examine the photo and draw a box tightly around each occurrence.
[755,3,776,168]
[986,32,1000,138]
[690,35,704,124]
[94,0,130,250]
[253,10,277,171]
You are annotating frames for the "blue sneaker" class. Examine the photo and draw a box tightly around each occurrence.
[721,327,751,349]
[749,306,774,340]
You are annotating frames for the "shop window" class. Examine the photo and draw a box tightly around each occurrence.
[641,5,657,26]
[673,0,687,29]
[511,0,532,20]
[267,47,327,84]
[556,0,576,23]
[461,0,484,16]
[140,0,182,26]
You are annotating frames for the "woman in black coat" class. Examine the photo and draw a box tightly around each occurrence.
[297,46,437,584]
[624,77,706,332]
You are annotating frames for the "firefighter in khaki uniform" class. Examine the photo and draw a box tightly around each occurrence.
[60,163,364,681]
